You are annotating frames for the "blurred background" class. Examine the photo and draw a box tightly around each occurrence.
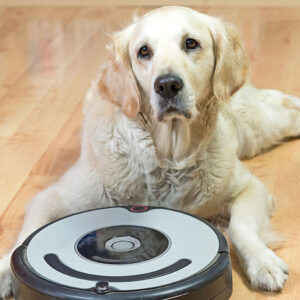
[0,0,300,299]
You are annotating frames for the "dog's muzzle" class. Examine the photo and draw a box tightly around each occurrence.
[154,74,191,121]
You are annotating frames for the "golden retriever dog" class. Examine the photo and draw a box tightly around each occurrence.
[1,6,300,297]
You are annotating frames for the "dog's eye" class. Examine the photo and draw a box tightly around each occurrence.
[185,38,199,50]
[138,45,151,59]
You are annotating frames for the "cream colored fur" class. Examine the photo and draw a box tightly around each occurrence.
[1,6,300,297]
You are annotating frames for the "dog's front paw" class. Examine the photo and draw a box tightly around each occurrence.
[245,249,288,292]
[0,255,12,299]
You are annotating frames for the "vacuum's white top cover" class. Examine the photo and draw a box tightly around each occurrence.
[26,207,219,291]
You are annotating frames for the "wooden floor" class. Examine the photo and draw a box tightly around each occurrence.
[0,5,300,300]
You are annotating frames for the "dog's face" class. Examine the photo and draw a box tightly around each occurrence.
[98,6,249,124]
[128,7,216,122]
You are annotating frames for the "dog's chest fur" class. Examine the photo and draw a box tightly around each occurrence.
[88,111,235,215]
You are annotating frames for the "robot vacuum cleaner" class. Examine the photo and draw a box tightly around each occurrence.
[11,206,232,300]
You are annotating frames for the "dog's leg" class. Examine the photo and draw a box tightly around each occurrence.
[232,84,300,159]
[258,87,300,138]
[0,161,105,299]
[228,161,288,291]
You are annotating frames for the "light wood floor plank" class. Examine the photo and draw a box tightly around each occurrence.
[0,7,80,145]
[0,9,106,215]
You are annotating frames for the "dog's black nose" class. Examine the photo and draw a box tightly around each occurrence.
[154,74,183,98]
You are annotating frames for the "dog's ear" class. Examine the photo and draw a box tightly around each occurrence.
[98,25,140,118]
[212,22,250,101]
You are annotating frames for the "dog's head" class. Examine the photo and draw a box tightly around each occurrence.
[98,6,249,123]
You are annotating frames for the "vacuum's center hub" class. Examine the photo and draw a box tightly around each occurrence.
[76,225,170,264]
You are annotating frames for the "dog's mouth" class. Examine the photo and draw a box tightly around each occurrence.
[157,97,191,122]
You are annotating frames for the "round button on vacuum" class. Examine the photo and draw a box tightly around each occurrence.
[105,236,141,252]
[95,281,109,294]
[130,205,148,212]
[112,241,134,251]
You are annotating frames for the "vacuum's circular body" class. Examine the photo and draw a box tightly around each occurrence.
[11,206,232,300]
